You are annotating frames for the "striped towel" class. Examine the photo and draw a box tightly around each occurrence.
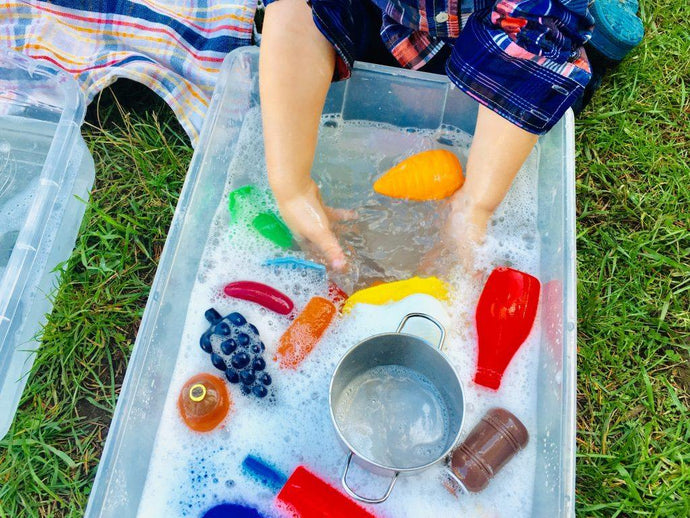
[1,1,257,144]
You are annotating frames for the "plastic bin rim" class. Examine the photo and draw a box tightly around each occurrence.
[0,49,86,366]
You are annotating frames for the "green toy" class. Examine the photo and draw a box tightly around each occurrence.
[227,185,294,249]
[252,212,293,249]
[228,185,259,221]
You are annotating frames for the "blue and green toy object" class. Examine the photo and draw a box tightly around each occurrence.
[589,0,644,62]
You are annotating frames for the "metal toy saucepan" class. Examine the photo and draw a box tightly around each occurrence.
[329,313,465,504]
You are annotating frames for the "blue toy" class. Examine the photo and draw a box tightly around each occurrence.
[200,308,273,400]
[241,455,288,493]
[262,256,326,273]
[201,503,265,518]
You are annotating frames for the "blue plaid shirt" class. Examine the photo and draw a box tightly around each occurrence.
[265,0,594,134]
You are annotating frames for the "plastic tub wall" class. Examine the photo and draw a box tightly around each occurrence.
[85,47,576,517]
[0,49,95,439]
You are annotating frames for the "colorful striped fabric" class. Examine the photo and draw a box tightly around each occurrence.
[1,1,257,144]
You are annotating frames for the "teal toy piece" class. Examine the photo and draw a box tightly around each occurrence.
[589,0,644,62]
[262,256,326,273]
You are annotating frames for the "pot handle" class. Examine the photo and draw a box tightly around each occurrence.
[396,313,446,351]
[341,451,399,504]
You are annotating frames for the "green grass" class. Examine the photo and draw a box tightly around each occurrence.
[574,0,689,515]
[0,0,688,515]
[0,84,191,516]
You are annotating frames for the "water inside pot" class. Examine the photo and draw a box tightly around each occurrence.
[334,364,452,469]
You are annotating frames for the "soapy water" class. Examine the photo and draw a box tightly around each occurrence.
[136,108,542,518]
[335,365,451,469]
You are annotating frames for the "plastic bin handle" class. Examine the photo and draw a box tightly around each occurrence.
[341,452,399,504]
[396,313,446,351]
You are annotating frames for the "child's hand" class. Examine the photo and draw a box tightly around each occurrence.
[274,179,349,272]
[260,0,344,269]
[421,105,539,277]
[420,192,490,276]
[446,192,492,271]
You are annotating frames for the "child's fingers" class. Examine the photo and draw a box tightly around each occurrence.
[306,227,346,272]
[291,204,347,272]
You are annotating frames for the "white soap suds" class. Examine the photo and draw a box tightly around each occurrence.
[136,110,542,518]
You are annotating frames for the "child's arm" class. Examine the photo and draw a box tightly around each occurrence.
[259,0,346,270]
[450,105,538,237]
[424,105,538,274]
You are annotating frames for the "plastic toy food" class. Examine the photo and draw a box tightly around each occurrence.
[201,308,273,399]
[373,149,463,201]
[474,267,540,390]
[262,256,326,273]
[241,455,377,518]
[201,503,266,518]
[242,454,289,492]
[327,281,349,312]
[251,212,294,249]
[177,373,231,432]
[275,297,336,369]
[227,184,294,248]
[447,407,529,493]
[342,276,449,313]
[228,185,259,221]
[223,280,295,316]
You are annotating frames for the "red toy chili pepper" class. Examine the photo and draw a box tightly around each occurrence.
[223,281,295,316]
[474,267,540,390]
[275,297,336,369]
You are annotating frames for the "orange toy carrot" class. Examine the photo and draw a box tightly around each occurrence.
[275,297,337,369]
[374,149,464,201]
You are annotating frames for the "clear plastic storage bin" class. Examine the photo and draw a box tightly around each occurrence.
[0,49,95,440]
[86,47,576,517]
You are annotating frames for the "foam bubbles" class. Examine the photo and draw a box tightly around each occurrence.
[136,113,542,517]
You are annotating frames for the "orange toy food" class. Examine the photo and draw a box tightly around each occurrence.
[374,149,464,201]
[178,373,232,432]
[275,297,337,369]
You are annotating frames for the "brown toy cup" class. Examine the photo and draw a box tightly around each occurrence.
[446,407,529,494]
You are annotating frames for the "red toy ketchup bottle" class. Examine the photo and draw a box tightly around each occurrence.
[474,267,540,390]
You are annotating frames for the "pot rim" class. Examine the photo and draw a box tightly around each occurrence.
[328,330,465,473]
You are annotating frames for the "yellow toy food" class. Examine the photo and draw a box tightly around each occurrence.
[373,149,464,201]
[342,276,450,313]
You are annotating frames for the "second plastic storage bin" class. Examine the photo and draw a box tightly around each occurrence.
[0,49,95,440]
[86,47,576,517]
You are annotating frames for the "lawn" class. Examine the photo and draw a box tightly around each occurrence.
[0,0,688,516]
